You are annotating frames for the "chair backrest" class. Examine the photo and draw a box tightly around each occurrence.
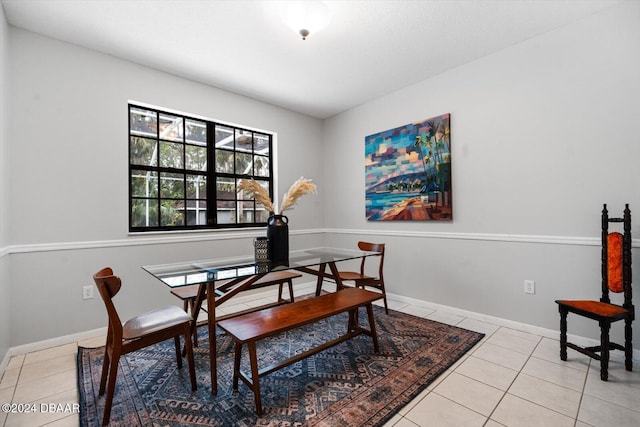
[357,241,385,279]
[93,267,124,339]
[601,204,632,310]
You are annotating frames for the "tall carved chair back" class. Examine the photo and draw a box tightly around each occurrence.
[555,204,634,381]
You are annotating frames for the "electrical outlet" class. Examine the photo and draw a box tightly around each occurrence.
[82,285,94,300]
[524,280,535,294]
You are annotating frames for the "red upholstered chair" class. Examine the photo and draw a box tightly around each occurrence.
[93,267,197,425]
[336,241,389,314]
[555,204,634,381]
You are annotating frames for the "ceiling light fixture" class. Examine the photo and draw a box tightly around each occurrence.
[283,1,330,40]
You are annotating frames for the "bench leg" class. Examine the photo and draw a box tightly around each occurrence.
[278,280,295,303]
[247,342,263,415]
[233,342,242,391]
[288,280,295,302]
[347,308,357,332]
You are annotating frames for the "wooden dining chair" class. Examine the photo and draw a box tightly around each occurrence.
[555,204,634,381]
[93,267,197,425]
[336,241,389,314]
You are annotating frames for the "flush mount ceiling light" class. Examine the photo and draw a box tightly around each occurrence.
[282,1,330,40]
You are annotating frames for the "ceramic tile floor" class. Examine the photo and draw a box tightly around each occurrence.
[1,295,639,427]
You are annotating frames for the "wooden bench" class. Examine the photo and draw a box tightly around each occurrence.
[170,270,302,346]
[217,287,382,415]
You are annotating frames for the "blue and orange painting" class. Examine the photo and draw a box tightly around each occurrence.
[365,114,451,221]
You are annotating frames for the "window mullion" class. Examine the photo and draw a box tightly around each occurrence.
[155,110,162,228]
[207,122,216,226]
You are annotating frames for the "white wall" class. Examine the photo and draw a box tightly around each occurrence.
[3,0,640,357]
[6,28,325,346]
[323,1,640,348]
[0,3,10,362]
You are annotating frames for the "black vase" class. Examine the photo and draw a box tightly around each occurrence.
[267,214,289,266]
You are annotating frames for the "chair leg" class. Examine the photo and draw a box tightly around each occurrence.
[378,284,389,315]
[625,317,633,372]
[559,307,568,361]
[360,282,389,315]
[600,320,610,381]
[174,336,183,369]
[99,345,110,396]
[183,323,197,391]
[102,350,120,426]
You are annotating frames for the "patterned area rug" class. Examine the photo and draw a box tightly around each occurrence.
[78,306,483,426]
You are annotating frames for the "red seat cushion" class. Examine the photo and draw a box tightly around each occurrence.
[556,299,630,318]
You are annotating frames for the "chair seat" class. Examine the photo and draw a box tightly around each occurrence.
[556,299,631,319]
[170,271,301,301]
[338,271,374,281]
[123,305,192,339]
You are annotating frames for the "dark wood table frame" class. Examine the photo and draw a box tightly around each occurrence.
[143,247,379,394]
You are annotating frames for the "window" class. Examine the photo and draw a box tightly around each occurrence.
[129,104,273,231]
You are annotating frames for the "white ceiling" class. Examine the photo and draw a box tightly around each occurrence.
[1,0,623,119]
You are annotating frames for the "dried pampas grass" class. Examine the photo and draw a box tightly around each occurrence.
[279,177,317,214]
[237,179,274,214]
[238,176,316,215]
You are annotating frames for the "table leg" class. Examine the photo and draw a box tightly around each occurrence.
[366,303,380,352]
[191,284,206,347]
[206,281,217,394]
[314,262,327,296]
[328,262,345,290]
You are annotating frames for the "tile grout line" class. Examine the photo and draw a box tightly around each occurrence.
[574,361,590,427]
[476,326,536,425]
[493,334,588,425]
[405,317,505,426]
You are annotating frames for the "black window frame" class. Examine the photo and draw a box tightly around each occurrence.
[128,103,274,232]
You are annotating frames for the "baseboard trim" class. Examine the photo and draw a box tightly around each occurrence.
[387,292,640,362]
[2,283,638,378]
[6,327,107,358]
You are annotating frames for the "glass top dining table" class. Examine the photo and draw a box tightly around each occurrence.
[142,246,381,394]
[142,246,377,289]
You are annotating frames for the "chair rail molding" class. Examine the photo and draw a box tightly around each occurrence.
[3,228,639,255]
[326,228,640,247]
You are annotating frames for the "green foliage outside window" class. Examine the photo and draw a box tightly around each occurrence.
[129,104,273,231]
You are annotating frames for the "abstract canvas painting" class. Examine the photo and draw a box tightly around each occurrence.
[365,114,451,221]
